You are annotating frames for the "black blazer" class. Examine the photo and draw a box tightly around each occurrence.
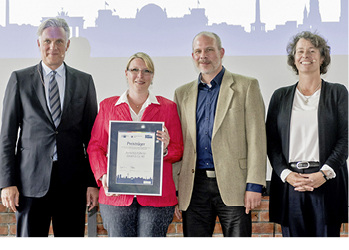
[266,80,348,224]
[0,62,98,197]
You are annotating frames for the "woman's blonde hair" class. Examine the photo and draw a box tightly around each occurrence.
[126,52,155,74]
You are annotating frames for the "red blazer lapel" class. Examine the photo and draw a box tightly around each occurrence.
[113,102,132,121]
[141,103,160,121]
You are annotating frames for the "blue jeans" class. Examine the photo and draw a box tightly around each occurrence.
[100,198,175,237]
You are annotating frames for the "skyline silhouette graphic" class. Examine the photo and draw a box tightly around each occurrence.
[0,0,347,58]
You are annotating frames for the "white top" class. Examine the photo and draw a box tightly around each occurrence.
[115,90,159,121]
[289,88,320,162]
[280,88,335,182]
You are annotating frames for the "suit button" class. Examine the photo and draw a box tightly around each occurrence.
[191,169,195,173]
[55,131,58,134]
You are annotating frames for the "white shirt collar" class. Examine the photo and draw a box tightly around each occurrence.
[41,61,65,77]
[115,90,160,107]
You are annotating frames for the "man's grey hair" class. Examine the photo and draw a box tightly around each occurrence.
[192,31,222,51]
[37,18,70,41]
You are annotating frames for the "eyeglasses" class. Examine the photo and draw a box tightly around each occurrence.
[127,68,153,76]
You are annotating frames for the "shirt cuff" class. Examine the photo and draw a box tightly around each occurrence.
[246,183,263,193]
[280,169,292,183]
[321,164,336,179]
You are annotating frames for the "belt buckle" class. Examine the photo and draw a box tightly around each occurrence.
[296,161,310,169]
[206,170,216,178]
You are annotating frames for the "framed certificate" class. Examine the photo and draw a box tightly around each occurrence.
[107,121,164,196]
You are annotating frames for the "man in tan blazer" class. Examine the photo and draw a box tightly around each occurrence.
[174,31,266,237]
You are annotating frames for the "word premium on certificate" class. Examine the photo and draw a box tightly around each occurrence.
[115,131,155,185]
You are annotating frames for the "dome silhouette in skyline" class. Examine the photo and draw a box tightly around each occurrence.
[136,4,167,20]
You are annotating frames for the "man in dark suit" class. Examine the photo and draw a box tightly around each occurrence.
[0,18,98,237]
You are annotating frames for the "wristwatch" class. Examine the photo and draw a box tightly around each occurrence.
[319,170,329,181]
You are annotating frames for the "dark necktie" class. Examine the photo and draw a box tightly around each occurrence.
[49,71,61,160]
[49,71,61,127]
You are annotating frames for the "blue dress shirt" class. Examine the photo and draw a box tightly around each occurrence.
[195,67,262,193]
[196,68,224,170]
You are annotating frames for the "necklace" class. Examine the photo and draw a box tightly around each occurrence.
[298,82,321,104]
[127,95,144,109]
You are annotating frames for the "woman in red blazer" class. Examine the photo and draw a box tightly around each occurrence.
[87,52,183,237]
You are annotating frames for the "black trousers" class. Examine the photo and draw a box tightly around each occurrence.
[182,170,251,237]
[15,162,87,237]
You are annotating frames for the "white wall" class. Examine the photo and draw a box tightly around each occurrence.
[1,51,347,180]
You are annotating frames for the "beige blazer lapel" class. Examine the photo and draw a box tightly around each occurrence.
[212,72,234,139]
[182,82,198,149]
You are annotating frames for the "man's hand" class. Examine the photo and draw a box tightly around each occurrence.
[86,187,99,211]
[1,186,19,212]
[244,191,261,214]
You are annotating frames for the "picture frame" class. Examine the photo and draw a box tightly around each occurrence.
[106,121,164,196]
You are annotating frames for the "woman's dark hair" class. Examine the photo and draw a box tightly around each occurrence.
[287,31,331,75]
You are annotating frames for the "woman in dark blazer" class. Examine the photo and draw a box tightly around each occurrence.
[266,31,348,237]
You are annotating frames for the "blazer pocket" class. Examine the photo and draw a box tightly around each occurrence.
[239,158,247,170]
